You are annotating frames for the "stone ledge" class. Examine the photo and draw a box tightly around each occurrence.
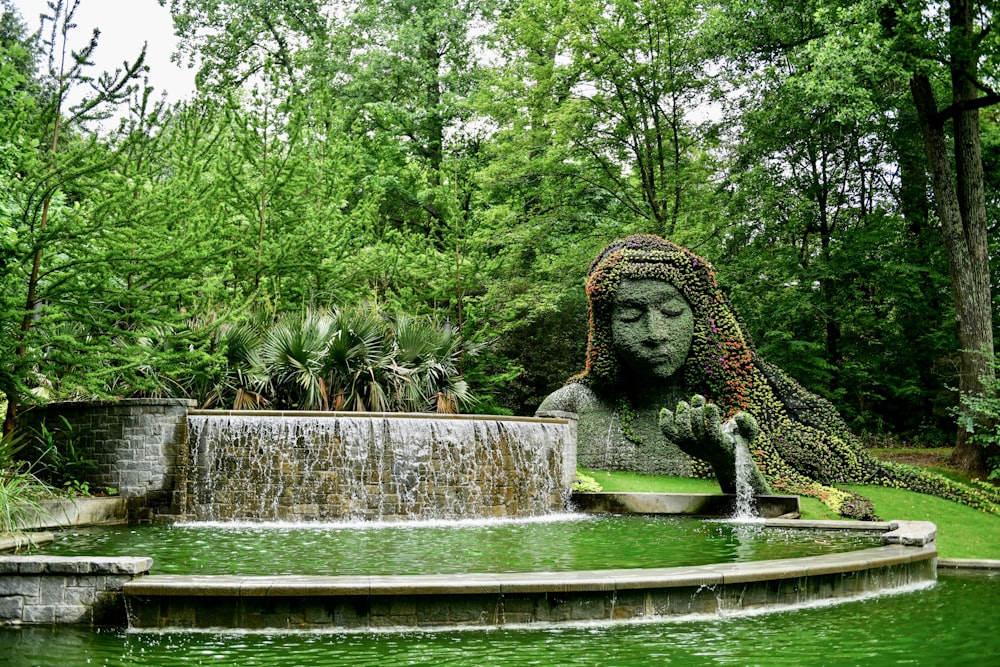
[1,555,154,626]
[763,518,894,531]
[123,544,935,599]
[572,491,801,519]
[123,542,937,630]
[0,532,54,554]
[188,410,571,425]
[882,520,937,546]
[33,399,196,410]
[13,498,129,531]
[937,558,1000,570]
[0,556,153,575]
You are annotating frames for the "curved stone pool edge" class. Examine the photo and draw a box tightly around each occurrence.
[121,520,939,631]
[8,504,996,629]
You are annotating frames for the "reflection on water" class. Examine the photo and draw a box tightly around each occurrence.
[31,516,881,575]
[1,572,997,666]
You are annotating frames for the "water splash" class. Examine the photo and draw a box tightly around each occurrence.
[184,413,571,522]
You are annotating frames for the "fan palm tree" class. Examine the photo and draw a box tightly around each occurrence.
[253,310,337,409]
[323,306,394,411]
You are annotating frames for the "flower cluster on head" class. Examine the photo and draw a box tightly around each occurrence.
[575,234,754,415]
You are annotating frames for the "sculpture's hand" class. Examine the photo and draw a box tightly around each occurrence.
[659,395,735,460]
[659,396,761,464]
[660,395,769,495]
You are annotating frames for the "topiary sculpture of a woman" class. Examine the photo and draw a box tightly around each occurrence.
[538,234,999,519]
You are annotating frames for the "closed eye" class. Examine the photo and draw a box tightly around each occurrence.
[616,307,643,323]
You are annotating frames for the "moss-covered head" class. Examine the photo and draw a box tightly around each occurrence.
[577,234,754,414]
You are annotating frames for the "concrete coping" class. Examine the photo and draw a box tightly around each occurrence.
[763,518,893,531]
[882,520,937,546]
[14,497,130,531]
[535,410,578,422]
[31,398,196,409]
[187,410,571,424]
[760,519,936,548]
[938,558,1000,570]
[0,555,153,575]
[122,542,936,598]
[0,532,54,553]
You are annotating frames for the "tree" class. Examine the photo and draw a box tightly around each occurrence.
[885,0,999,471]
[708,0,999,473]
[164,0,327,94]
[559,0,722,241]
[2,0,147,433]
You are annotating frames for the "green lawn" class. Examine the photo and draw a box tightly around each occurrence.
[579,467,1000,560]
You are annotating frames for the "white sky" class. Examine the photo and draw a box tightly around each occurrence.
[10,0,196,101]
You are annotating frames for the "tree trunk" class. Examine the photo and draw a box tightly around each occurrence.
[909,53,996,473]
[948,0,998,472]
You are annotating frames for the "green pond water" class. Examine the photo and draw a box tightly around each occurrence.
[1,571,996,666]
[33,515,882,575]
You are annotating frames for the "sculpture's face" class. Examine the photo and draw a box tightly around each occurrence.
[611,278,694,381]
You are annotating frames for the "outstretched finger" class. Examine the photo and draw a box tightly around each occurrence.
[658,407,676,438]
[703,401,723,440]
[673,400,694,443]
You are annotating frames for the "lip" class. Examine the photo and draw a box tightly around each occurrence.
[644,354,681,367]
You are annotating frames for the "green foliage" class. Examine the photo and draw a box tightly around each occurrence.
[0,429,50,534]
[571,473,603,493]
[30,416,96,494]
[701,0,966,443]
[229,306,478,413]
[955,354,1000,479]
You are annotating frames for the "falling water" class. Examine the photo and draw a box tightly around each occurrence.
[723,420,759,520]
[182,412,572,522]
[732,439,759,520]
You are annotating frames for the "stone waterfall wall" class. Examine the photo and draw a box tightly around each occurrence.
[19,402,576,522]
[180,411,576,522]
[21,399,195,514]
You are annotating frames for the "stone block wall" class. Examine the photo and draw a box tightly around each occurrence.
[0,556,152,626]
[21,399,194,509]
[182,412,575,522]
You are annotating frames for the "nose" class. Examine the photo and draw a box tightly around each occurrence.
[644,311,670,342]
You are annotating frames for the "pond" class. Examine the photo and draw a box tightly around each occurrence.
[32,515,883,575]
[1,571,995,666]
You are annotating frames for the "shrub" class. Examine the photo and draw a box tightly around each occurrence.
[955,354,1000,480]
[0,431,51,534]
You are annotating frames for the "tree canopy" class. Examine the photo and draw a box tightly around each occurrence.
[1,0,998,477]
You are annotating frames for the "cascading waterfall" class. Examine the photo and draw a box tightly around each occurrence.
[183,412,572,522]
[732,438,759,520]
